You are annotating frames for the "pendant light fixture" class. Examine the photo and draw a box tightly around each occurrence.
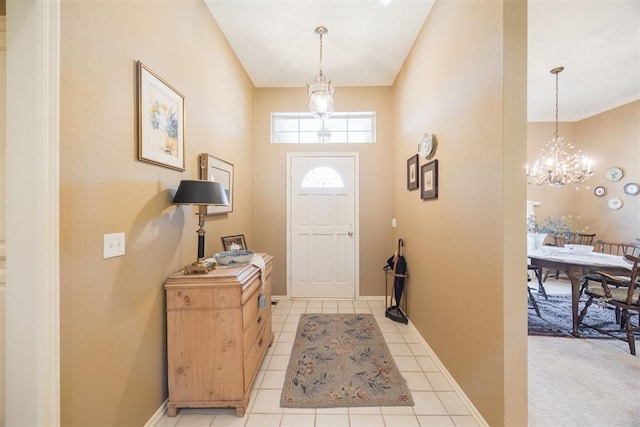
[527,66,593,186]
[307,26,334,119]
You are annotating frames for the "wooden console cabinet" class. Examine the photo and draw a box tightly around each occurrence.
[164,254,273,417]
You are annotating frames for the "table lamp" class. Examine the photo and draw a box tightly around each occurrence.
[173,179,229,274]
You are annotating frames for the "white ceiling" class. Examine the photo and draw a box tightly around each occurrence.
[205,0,640,122]
[528,0,639,122]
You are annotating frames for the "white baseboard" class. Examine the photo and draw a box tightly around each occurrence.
[144,399,168,427]
[406,320,489,426]
[356,295,386,301]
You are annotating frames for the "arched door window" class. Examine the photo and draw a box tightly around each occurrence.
[301,167,344,188]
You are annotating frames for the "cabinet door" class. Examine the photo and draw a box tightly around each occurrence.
[168,308,243,401]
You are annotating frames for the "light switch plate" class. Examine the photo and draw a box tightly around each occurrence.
[103,232,125,259]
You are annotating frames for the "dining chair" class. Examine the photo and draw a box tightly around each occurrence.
[543,232,597,281]
[593,240,640,257]
[578,254,640,355]
[580,240,640,327]
[551,232,597,248]
[580,240,640,293]
[527,265,543,317]
[528,264,547,299]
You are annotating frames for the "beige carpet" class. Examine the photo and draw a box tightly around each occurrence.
[529,336,640,426]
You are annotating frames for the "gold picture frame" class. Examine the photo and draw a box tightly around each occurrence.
[199,153,233,214]
[136,61,185,171]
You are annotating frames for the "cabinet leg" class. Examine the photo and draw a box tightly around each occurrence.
[167,406,178,417]
[235,406,245,417]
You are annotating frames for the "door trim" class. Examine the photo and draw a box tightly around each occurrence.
[6,2,60,425]
[286,152,360,299]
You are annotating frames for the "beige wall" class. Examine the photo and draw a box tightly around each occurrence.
[60,1,255,425]
[392,1,527,425]
[254,87,393,297]
[527,100,640,242]
[576,101,640,241]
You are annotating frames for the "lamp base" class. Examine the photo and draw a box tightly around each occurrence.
[182,258,216,275]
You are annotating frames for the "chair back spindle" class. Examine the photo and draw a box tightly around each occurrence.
[553,232,596,247]
[594,240,640,257]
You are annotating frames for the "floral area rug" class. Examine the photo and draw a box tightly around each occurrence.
[280,313,414,409]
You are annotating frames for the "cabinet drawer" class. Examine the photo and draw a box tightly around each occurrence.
[243,321,272,393]
[243,310,270,359]
[241,278,262,330]
[167,287,239,310]
[241,278,272,327]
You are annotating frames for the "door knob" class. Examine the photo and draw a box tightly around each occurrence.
[348,231,354,236]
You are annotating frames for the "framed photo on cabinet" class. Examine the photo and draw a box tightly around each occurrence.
[200,153,234,214]
[420,159,438,200]
[221,234,247,251]
[136,61,185,171]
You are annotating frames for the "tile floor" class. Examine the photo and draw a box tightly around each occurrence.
[153,299,480,427]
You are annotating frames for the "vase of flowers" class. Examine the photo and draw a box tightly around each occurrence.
[527,232,547,251]
[527,215,571,251]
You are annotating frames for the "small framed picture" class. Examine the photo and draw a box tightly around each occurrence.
[200,153,234,215]
[420,159,438,200]
[407,154,419,190]
[221,234,247,251]
[136,61,185,171]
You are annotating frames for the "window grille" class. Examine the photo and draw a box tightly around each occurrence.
[271,112,375,144]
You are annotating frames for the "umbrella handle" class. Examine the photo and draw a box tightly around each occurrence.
[392,251,399,274]
[397,238,404,256]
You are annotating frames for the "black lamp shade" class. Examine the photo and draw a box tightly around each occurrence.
[172,180,229,206]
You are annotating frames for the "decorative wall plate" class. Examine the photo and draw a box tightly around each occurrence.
[418,133,437,159]
[623,182,640,196]
[593,186,606,197]
[607,197,623,210]
[605,167,623,182]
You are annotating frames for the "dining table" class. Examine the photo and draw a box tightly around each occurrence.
[528,248,633,337]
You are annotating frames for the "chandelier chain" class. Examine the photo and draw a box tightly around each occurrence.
[318,29,324,77]
[554,70,559,140]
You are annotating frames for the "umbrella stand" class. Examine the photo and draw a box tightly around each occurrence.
[384,238,408,324]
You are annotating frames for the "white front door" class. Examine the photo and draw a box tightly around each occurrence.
[288,153,358,299]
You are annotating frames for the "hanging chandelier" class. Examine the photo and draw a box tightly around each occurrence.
[527,66,593,186]
[307,26,334,119]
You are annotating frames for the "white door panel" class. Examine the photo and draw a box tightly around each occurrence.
[288,154,358,299]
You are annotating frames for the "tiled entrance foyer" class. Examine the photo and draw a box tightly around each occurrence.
[153,299,481,427]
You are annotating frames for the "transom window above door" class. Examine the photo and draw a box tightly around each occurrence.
[271,112,376,144]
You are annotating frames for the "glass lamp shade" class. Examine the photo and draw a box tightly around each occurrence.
[308,75,334,119]
[172,180,229,206]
